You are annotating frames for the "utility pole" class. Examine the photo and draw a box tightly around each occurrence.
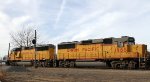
[32,30,37,68]
[27,36,28,47]
[35,30,37,68]
[8,43,10,57]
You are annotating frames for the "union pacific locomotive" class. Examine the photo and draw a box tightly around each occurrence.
[6,44,56,67]
[6,36,150,69]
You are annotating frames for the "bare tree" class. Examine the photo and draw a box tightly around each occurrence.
[10,27,35,47]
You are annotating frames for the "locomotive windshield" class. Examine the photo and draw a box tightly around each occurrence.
[128,37,135,45]
[128,38,135,42]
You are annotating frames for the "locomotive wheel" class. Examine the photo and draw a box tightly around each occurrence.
[41,61,46,67]
[115,63,121,69]
[120,61,128,69]
[128,61,136,69]
[106,61,111,67]
[111,61,121,69]
[111,62,116,69]
[53,60,57,67]
[69,61,75,68]
[64,61,70,68]
[59,61,64,67]
[49,61,54,67]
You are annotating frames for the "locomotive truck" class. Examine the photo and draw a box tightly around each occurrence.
[6,36,150,69]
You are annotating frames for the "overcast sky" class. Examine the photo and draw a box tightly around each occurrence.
[0,0,150,57]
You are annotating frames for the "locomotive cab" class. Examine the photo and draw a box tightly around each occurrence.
[112,36,135,47]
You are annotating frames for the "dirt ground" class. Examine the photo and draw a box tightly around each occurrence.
[0,71,6,81]
[1,66,150,82]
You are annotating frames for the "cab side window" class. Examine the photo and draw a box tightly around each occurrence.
[117,42,123,47]
[128,42,135,45]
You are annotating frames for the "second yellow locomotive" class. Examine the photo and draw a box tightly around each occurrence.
[57,36,148,69]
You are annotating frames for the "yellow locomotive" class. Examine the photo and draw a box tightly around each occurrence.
[57,36,149,69]
[6,36,150,69]
[7,44,55,67]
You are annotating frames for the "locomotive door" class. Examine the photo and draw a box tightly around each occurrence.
[102,44,112,59]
